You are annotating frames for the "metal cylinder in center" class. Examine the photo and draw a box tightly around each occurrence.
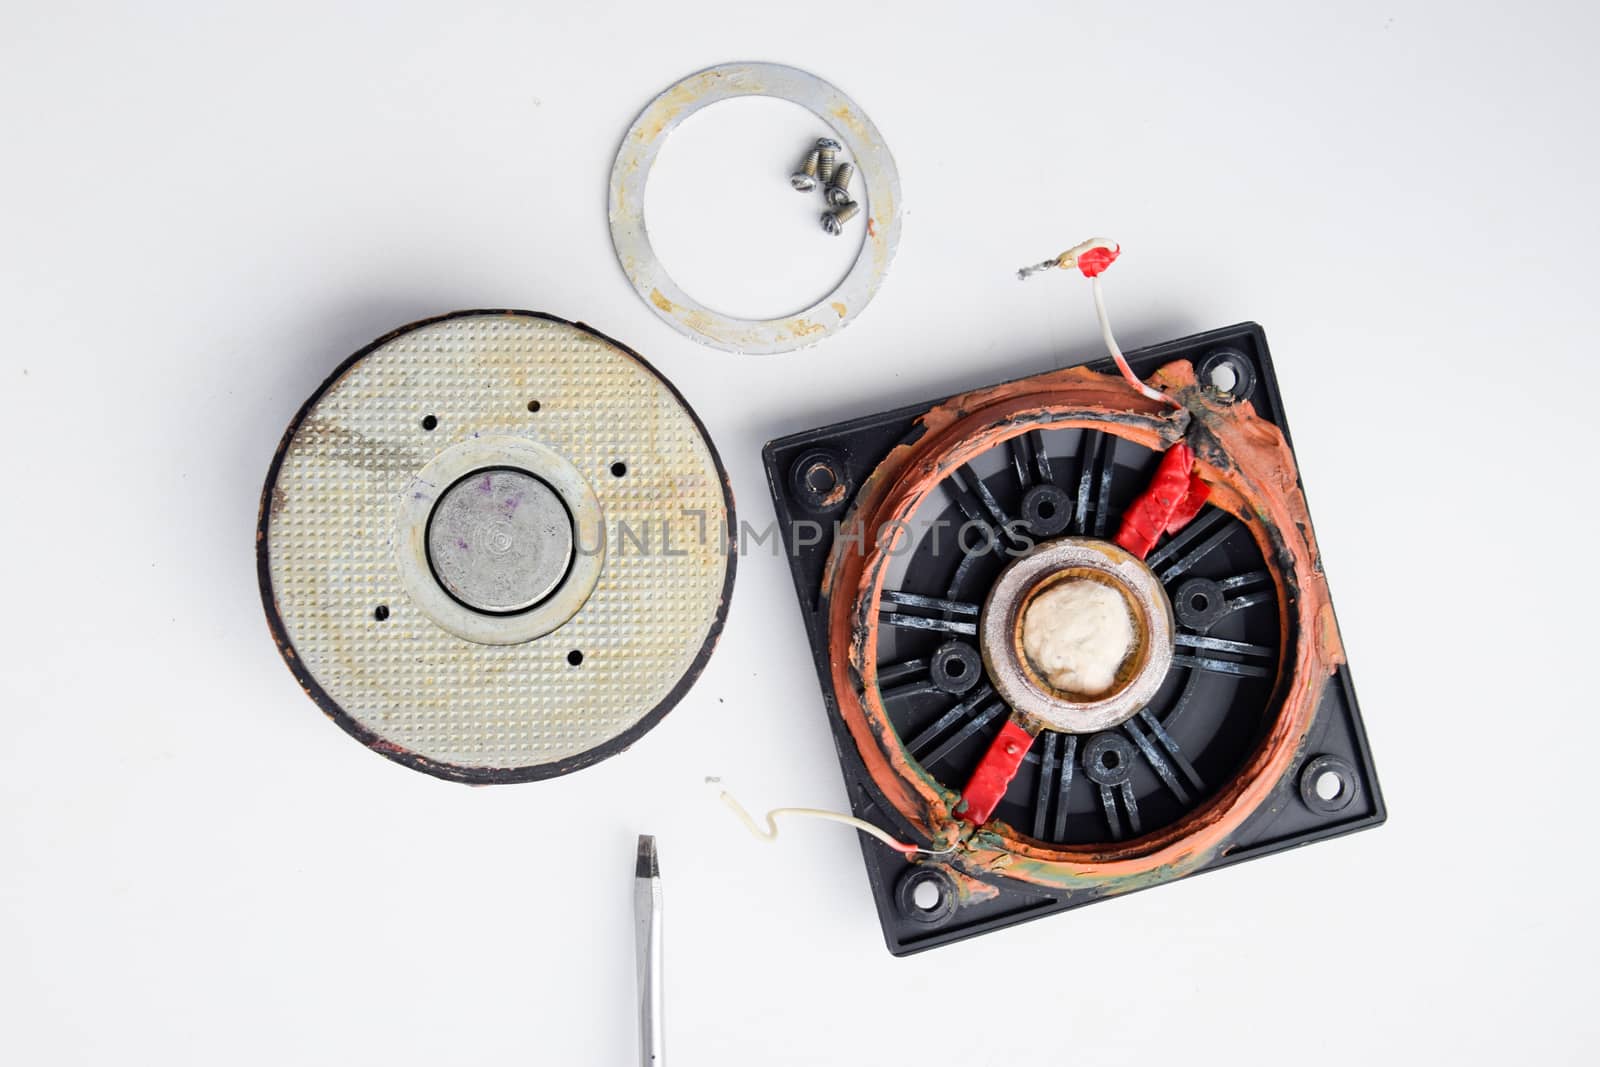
[426,468,574,614]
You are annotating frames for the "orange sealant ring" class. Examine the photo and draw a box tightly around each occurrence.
[822,360,1345,892]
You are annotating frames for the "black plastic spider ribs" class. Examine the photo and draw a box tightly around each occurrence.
[874,429,1281,845]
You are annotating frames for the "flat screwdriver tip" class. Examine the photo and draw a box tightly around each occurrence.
[636,834,659,879]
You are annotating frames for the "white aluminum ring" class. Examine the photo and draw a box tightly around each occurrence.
[609,61,902,355]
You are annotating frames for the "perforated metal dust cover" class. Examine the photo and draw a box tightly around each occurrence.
[257,311,736,783]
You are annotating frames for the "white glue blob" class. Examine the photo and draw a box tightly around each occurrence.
[1020,580,1136,696]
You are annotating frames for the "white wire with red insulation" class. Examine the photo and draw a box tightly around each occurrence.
[1019,238,1182,410]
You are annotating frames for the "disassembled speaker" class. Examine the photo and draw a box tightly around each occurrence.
[258,310,735,782]
[764,323,1384,954]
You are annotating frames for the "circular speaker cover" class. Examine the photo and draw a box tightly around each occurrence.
[257,310,735,783]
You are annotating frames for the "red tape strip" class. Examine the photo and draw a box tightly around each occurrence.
[1113,443,1209,560]
[960,717,1036,825]
[1077,244,1119,278]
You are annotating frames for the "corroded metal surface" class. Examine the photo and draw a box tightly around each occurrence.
[821,360,1343,890]
[257,311,736,783]
[609,62,902,354]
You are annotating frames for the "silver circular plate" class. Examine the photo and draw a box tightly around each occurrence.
[395,436,604,645]
[609,61,903,355]
[979,538,1175,734]
[427,469,573,614]
[259,311,735,782]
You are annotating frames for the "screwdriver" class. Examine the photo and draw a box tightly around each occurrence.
[634,835,664,1067]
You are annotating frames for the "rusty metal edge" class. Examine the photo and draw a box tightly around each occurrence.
[254,309,738,785]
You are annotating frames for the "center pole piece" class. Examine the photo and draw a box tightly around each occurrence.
[426,468,574,614]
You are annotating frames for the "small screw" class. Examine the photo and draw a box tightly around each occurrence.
[815,138,840,183]
[821,200,860,235]
[825,161,855,207]
[790,148,820,192]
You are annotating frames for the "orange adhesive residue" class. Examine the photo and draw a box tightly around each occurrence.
[822,359,1342,891]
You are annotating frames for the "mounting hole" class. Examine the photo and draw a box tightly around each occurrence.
[895,866,958,926]
[1299,754,1360,815]
[420,414,438,431]
[527,399,541,413]
[1084,732,1136,786]
[1020,483,1073,537]
[1196,348,1257,404]
[1174,577,1227,631]
[373,605,390,621]
[930,640,983,695]
[567,650,584,666]
[789,449,852,513]
[610,461,628,478]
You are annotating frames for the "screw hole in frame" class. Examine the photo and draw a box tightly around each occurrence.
[1299,754,1360,815]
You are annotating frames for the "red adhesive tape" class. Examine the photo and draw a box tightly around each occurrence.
[960,717,1036,825]
[1077,245,1120,278]
[1114,443,1209,559]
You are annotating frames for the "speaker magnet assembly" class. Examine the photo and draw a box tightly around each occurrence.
[258,311,735,783]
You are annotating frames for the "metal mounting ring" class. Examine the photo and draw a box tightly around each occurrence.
[978,537,1175,735]
[395,436,606,646]
[609,61,903,355]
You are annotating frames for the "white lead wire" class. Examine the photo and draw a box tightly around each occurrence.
[1091,274,1181,409]
[710,779,955,856]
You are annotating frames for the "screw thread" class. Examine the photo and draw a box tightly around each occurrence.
[816,138,840,183]
[790,148,821,191]
[825,161,855,206]
[821,200,860,235]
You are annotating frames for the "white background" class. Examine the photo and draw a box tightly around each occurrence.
[3,2,1596,1064]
